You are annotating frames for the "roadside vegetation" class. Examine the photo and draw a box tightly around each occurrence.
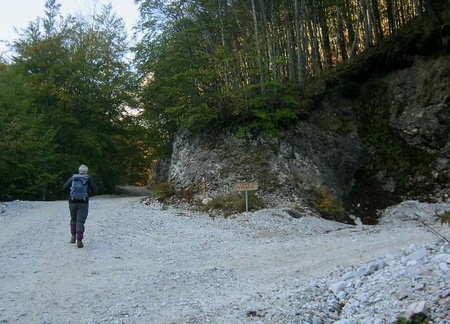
[1,0,448,201]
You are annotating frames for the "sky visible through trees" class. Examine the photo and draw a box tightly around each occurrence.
[0,0,444,200]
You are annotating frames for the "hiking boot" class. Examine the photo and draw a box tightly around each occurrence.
[77,240,84,248]
[70,234,76,243]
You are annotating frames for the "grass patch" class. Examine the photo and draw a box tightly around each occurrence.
[151,181,176,203]
[201,192,266,216]
[395,314,427,324]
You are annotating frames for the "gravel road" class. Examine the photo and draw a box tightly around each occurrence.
[1,196,449,323]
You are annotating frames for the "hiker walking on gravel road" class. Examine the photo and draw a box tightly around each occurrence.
[62,164,98,248]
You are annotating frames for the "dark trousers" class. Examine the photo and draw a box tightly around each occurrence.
[69,201,89,240]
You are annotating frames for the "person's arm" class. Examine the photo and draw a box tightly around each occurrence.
[62,176,73,191]
[89,177,99,195]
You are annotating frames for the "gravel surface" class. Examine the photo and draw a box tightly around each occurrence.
[0,197,449,323]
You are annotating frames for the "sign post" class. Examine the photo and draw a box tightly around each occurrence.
[201,177,206,196]
[233,182,258,212]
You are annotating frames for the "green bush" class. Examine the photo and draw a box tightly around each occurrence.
[152,181,176,203]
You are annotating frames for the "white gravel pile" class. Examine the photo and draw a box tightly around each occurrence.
[0,197,449,323]
[227,240,450,324]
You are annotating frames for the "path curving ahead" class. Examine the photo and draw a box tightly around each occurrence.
[0,197,447,323]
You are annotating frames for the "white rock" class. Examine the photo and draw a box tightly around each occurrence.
[409,247,429,261]
[202,197,213,205]
[329,281,347,294]
[405,301,428,318]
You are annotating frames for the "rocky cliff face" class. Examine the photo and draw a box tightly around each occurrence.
[387,55,450,184]
[152,54,450,221]
[162,119,361,204]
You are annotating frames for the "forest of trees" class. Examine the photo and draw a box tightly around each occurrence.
[0,0,446,200]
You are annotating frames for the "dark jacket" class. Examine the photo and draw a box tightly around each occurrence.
[62,173,99,203]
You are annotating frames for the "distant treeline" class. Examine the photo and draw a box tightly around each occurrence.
[0,0,446,200]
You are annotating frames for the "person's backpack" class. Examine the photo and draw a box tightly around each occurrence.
[70,174,90,201]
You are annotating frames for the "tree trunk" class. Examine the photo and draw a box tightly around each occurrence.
[309,0,322,73]
[385,0,396,33]
[318,0,333,68]
[336,5,348,63]
[361,0,373,50]
[285,9,295,82]
[294,0,306,86]
[370,0,384,42]
[250,0,264,92]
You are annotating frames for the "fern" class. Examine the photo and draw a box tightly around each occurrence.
[436,210,450,226]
